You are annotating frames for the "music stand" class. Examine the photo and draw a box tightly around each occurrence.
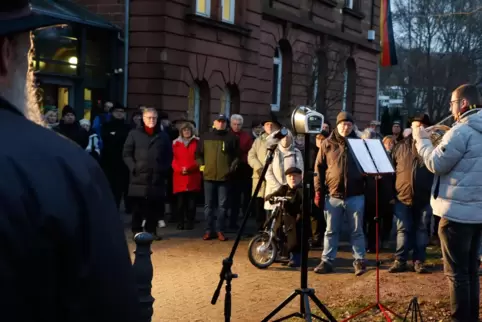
[261,134,337,322]
[340,138,401,322]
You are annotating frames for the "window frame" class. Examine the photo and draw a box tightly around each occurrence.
[189,84,201,128]
[222,87,232,117]
[342,69,348,112]
[312,57,319,109]
[221,0,236,24]
[271,48,282,112]
[196,0,211,17]
[345,0,354,9]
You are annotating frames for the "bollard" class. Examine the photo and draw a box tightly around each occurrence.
[133,232,155,322]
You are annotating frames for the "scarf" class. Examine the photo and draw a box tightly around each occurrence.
[144,125,154,136]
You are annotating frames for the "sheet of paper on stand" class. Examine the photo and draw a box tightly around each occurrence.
[364,139,395,173]
[347,139,377,174]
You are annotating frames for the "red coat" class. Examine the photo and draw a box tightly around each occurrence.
[172,137,202,194]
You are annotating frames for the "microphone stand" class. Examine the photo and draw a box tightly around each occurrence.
[211,144,278,322]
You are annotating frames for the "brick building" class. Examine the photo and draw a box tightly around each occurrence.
[75,0,381,130]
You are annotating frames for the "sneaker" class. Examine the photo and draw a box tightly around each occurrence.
[313,261,334,274]
[158,220,166,228]
[353,260,367,276]
[413,261,429,274]
[288,253,301,268]
[388,260,408,273]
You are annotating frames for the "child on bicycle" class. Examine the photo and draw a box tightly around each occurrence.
[265,167,303,267]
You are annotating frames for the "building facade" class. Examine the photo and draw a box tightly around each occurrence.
[74,0,381,130]
[31,0,123,122]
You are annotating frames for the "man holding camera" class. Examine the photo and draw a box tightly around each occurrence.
[412,84,482,322]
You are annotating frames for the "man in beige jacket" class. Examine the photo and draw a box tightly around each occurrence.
[248,115,281,231]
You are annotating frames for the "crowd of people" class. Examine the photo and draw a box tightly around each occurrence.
[1,2,481,320]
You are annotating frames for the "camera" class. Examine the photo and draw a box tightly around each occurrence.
[291,106,324,134]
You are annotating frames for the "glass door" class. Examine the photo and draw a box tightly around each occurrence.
[37,77,75,121]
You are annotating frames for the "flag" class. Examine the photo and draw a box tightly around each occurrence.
[380,0,398,66]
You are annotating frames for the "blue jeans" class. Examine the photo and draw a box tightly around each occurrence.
[393,201,431,262]
[322,195,366,263]
[204,181,228,233]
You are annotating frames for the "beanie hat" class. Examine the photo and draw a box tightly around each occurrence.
[62,105,75,117]
[110,102,125,112]
[336,111,354,125]
[411,113,431,127]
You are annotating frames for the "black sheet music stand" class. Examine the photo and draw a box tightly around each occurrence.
[341,138,401,322]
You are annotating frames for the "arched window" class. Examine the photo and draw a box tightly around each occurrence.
[312,57,319,109]
[342,69,348,112]
[221,88,231,116]
[312,52,327,113]
[345,58,356,114]
[188,80,210,131]
[188,83,201,128]
[271,47,282,111]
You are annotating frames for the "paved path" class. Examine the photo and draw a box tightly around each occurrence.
[125,211,454,322]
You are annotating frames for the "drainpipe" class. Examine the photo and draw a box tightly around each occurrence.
[122,0,130,107]
[375,61,380,120]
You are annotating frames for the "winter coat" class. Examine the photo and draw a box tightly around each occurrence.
[415,110,482,224]
[172,136,202,194]
[196,129,240,181]
[314,129,365,199]
[248,132,269,198]
[264,136,304,210]
[101,119,131,184]
[0,96,140,321]
[53,120,89,149]
[392,134,434,208]
[123,125,171,198]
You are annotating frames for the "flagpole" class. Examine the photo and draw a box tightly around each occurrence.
[376,60,380,121]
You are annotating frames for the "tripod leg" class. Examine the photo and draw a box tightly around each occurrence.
[309,293,337,322]
[403,300,413,322]
[303,293,312,322]
[261,291,299,322]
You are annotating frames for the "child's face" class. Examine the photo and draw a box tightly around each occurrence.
[287,173,302,188]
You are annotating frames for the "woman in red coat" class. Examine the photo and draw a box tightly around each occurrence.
[172,121,202,230]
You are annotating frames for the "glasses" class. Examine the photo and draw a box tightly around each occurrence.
[143,116,158,120]
[450,99,462,107]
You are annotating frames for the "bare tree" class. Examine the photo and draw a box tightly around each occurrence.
[381,0,482,122]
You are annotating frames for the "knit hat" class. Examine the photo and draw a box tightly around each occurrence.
[62,105,75,117]
[411,113,431,127]
[285,167,302,175]
[110,102,125,112]
[336,111,354,125]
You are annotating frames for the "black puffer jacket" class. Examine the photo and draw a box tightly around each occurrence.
[391,134,433,208]
[314,129,365,199]
[123,125,171,198]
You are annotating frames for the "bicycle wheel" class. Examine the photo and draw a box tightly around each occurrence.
[247,233,278,269]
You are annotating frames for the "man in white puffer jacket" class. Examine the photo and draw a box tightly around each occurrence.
[412,84,482,322]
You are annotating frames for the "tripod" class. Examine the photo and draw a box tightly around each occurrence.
[261,134,336,322]
[211,139,279,322]
[341,176,400,322]
[403,297,424,322]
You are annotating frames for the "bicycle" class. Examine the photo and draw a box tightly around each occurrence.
[247,196,291,269]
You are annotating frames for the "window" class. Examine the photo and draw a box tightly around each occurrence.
[222,0,235,23]
[221,88,231,116]
[342,69,348,111]
[271,48,282,112]
[196,0,211,17]
[345,0,354,9]
[312,57,319,109]
[188,84,201,128]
